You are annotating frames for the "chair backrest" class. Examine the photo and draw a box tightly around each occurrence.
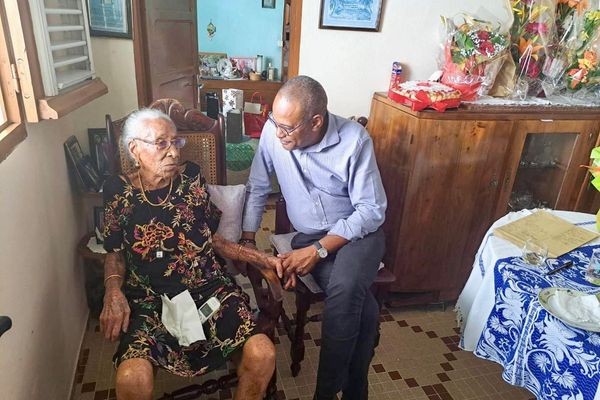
[107,98,227,185]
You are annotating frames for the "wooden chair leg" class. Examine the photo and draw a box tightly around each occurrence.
[291,289,311,377]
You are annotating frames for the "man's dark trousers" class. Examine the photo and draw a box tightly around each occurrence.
[291,228,386,400]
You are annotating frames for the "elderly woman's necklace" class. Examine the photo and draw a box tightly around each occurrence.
[138,170,173,207]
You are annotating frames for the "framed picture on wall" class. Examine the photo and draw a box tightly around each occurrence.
[262,0,276,9]
[87,0,132,39]
[319,0,384,32]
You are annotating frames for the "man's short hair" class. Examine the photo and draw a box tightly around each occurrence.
[279,75,328,117]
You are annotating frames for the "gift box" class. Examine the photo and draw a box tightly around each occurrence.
[222,88,244,116]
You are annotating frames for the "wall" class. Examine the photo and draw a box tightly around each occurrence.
[198,0,284,75]
[0,37,137,400]
[299,0,513,117]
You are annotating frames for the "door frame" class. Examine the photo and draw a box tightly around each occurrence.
[131,0,303,107]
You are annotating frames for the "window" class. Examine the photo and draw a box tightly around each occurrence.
[29,0,96,96]
[0,0,107,162]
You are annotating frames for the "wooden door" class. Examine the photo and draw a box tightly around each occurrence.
[133,0,197,108]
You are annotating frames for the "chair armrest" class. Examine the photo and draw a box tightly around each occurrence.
[244,261,283,338]
[247,261,283,303]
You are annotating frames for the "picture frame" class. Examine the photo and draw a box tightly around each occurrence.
[93,206,105,244]
[88,128,111,177]
[319,0,384,32]
[230,56,257,79]
[64,135,103,193]
[87,0,132,39]
[199,52,228,79]
[262,0,276,9]
[64,135,88,192]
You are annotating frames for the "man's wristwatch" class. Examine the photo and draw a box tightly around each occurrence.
[313,241,328,259]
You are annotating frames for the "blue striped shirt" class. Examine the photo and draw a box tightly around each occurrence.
[242,112,387,241]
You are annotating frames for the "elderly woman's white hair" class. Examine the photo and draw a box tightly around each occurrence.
[121,108,176,162]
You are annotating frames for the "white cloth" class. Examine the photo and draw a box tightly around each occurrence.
[549,291,600,324]
[161,290,205,346]
[456,209,600,351]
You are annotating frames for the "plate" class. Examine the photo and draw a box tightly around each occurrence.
[539,287,600,332]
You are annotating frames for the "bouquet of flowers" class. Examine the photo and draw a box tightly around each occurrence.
[542,1,599,99]
[564,10,600,91]
[509,0,556,97]
[440,14,510,100]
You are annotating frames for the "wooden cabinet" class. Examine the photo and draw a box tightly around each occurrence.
[199,79,282,111]
[368,92,600,304]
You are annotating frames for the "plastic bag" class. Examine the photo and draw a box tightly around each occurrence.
[243,92,269,138]
[439,13,511,100]
[542,3,600,102]
[509,0,557,98]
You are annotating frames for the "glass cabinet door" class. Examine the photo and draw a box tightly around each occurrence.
[508,132,578,211]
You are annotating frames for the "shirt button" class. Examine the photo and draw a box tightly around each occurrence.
[303,169,307,173]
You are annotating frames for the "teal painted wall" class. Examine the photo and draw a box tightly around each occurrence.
[198,0,284,79]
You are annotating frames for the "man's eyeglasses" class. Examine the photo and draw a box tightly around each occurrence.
[267,112,312,136]
[133,137,186,151]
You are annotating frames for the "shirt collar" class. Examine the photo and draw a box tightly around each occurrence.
[297,112,340,153]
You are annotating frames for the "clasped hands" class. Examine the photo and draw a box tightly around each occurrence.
[241,240,318,289]
[267,246,320,290]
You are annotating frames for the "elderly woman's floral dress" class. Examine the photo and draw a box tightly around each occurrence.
[102,161,255,376]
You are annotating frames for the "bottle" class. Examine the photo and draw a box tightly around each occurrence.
[389,62,403,92]
[267,63,275,81]
[256,55,263,74]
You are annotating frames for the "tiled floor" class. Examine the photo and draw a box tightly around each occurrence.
[71,202,535,400]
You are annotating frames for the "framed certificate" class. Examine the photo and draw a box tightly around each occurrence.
[87,0,132,39]
[319,0,384,32]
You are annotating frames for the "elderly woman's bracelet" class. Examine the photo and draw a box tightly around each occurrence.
[104,274,123,285]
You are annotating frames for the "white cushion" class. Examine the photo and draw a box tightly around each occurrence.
[207,184,245,243]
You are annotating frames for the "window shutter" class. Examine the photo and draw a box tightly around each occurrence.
[29,0,96,96]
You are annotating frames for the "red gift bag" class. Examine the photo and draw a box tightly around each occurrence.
[243,92,269,138]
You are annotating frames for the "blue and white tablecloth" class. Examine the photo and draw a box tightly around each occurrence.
[457,210,600,400]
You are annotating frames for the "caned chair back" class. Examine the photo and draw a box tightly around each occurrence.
[107,98,226,185]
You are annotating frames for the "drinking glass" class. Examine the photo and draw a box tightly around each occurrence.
[586,248,600,285]
[522,239,548,267]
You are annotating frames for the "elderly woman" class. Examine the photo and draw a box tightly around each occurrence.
[101,108,277,400]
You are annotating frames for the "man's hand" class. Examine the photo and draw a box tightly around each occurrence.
[99,287,130,342]
[278,245,319,277]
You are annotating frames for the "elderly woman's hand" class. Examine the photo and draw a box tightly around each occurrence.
[264,255,284,279]
[100,287,131,342]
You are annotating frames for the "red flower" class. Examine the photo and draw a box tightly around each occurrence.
[477,31,490,41]
[525,61,541,78]
[525,22,548,35]
[479,41,495,56]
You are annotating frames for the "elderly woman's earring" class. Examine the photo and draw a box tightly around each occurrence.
[134,159,140,168]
